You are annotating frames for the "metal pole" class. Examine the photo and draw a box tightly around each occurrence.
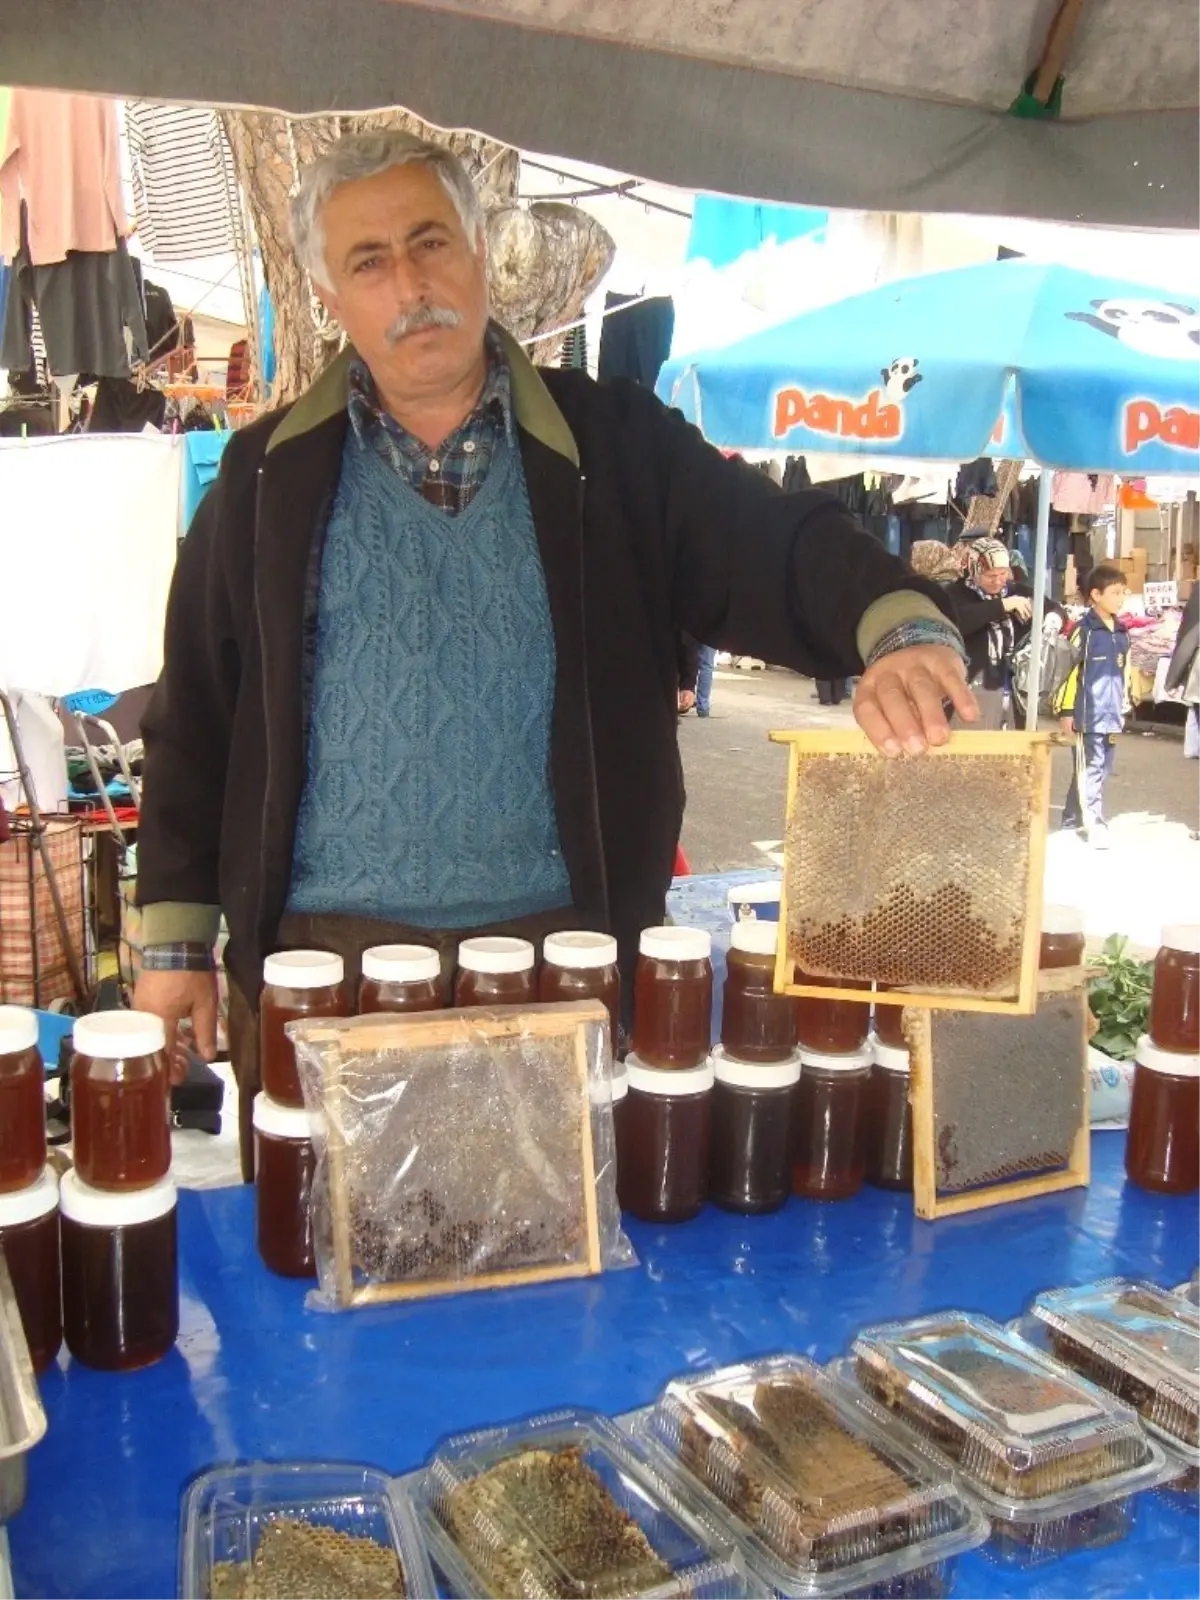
[1025,470,1052,728]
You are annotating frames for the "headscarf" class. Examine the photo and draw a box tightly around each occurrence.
[909,540,961,584]
[964,537,1015,669]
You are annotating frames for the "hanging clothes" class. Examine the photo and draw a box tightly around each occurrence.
[1,208,148,379]
[86,378,167,434]
[258,282,276,386]
[1052,471,1116,515]
[597,294,675,389]
[560,323,587,372]
[125,103,240,262]
[0,90,127,266]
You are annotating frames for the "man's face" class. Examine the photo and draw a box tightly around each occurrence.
[1091,581,1128,618]
[977,565,1011,596]
[313,162,489,404]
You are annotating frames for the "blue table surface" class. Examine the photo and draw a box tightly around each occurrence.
[10,1132,1198,1599]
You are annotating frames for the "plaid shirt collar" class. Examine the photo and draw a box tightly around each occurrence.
[346,328,515,463]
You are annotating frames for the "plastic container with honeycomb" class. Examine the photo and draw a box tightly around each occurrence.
[636,1355,988,1597]
[412,1407,747,1598]
[1020,1279,1200,1470]
[770,730,1052,1015]
[1176,1269,1200,1307]
[836,1313,1175,1566]
[178,1460,435,1600]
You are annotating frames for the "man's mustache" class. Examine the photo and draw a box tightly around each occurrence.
[384,304,463,344]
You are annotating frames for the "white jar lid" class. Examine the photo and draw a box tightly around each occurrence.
[611,1070,628,1103]
[1161,923,1200,956]
[712,1045,801,1089]
[1136,1035,1200,1078]
[726,881,781,906]
[730,920,779,957]
[263,949,344,989]
[1042,904,1085,937]
[625,1055,714,1096]
[252,1093,316,1141]
[360,944,441,984]
[0,1166,58,1227]
[589,1069,629,1108]
[73,1010,166,1059]
[871,1038,911,1073]
[0,1005,39,1054]
[798,1045,873,1072]
[60,1169,177,1226]
[638,926,711,961]
[543,931,618,969]
[457,936,535,975]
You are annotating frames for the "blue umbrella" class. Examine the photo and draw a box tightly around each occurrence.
[657,259,1200,718]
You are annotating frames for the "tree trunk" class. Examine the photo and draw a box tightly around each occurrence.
[220,109,613,406]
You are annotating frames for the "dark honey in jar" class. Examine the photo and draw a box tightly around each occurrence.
[863,1039,912,1191]
[358,944,443,1014]
[709,1048,800,1214]
[539,932,621,1042]
[60,1171,178,1371]
[631,927,713,1070]
[70,1012,171,1191]
[791,1046,871,1201]
[253,1094,317,1277]
[454,937,537,1006]
[1126,1036,1199,1194]
[611,1070,628,1190]
[617,1057,712,1222]
[794,968,870,1054]
[261,951,348,1106]
[871,990,907,1050]
[721,921,795,1063]
[1149,924,1200,1054]
[0,1168,61,1373]
[0,1005,46,1193]
[1040,904,1086,970]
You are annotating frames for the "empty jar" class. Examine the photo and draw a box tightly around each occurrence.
[1126,1036,1198,1195]
[1040,905,1086,970]
[794,968,870,1054]
[631,927,713,1070]
[358,944,443,1014]
[1149,924,1200,1054]
[539,932,621,1043]
[0,1167,61,1373]
[721,921,795,1063]
[0,1005,46,1193]
[455,937,537,1006]
[261,951,348,1106]
[617,1056,713,1222]
[709,1047,800,1213]
[863,1038,913,1191]
[70,1012,171,1191]
[60,1170,178,1371]
[253,1094,317,1278]
[791,1045,872,1201]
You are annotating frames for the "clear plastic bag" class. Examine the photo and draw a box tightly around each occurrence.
[289,1001,634,1310]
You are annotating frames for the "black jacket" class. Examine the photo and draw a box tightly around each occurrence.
[1165,585,1199,697]
[945,576,1036,689]
[137,334,955,1001]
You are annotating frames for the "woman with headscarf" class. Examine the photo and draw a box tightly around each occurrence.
[942,538,1034,729]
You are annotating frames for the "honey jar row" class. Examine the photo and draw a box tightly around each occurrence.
[1127,922,1199,1196]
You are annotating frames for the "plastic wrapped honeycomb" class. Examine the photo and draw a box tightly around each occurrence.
[771,732,1051,1010]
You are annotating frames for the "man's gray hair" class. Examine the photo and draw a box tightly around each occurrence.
[290,130,484,288]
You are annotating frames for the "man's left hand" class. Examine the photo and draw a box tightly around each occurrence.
[854,645,978,756]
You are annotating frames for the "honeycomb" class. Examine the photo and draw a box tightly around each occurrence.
[783,749,1040,995]
[209,1520,404,1599]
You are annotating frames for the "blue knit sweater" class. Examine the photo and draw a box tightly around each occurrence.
[287,426,571,926]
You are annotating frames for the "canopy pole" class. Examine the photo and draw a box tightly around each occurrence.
[1025,470,1052,727]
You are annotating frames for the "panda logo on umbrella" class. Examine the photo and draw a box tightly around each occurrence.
[1067,299,1200,361]
[881,357,922,403]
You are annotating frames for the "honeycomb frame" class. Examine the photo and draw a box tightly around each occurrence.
[769,730,1054,1016]
[905,969,1091,1220]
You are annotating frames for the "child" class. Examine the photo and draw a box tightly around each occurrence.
[1053,563,1131,848]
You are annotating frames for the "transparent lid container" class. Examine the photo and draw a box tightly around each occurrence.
[851,1310,1161,1502]
[178,1460,435,1600]
[1025,1278,1200,1458]
[414,1407,746,1598]
[642,1355,988,1596]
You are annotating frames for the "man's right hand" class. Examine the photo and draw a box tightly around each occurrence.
[1003,595,1033,622]
[1059,716,1076,737]
[133,968,219,1083]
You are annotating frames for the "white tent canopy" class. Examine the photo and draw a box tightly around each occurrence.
[6,0,1198,227]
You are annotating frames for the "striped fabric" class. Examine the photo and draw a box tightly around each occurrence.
[125,103,240,262]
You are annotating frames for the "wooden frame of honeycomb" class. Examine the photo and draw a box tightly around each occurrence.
[769,730,1054,1016]
[297,1004,605,1306]
[905,968,1091,1220]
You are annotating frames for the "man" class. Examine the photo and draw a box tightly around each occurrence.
[134,132,975,1173]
